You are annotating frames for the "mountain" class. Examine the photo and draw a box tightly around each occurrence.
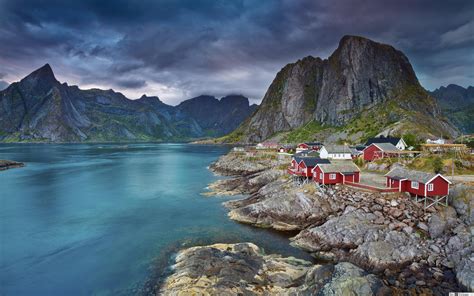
[224,35,457,144]
[0,64,256,142]
[430,84,474,133]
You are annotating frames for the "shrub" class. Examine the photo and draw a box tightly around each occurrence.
[432,157,443,173]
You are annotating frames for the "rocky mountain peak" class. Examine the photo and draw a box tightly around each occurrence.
[227,35,457,143]
[19,63,59,94]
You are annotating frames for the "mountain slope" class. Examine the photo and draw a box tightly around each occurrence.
[0,65,256,142]
[225,35,457,143]
[430,84,474,133]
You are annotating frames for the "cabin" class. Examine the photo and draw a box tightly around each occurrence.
[385,167,451,197]
[296,142,323,152]
[288,157,330,177]
[319,145,352,160]
[366,136,407,150]
[312,161,360,185]
[363,143,399,161]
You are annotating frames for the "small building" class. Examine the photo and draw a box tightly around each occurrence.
[278,144,295,153]
[233,147,245,152]
[366,136,407,150]
[385,167,451,198]
[426,138,446,145]
[296,142,323,152]
[312,161,360,185]
[319,145,352,160]
[256,142,279,150]
[293,149,320,158]
[288,157,330,178]
[363,142,399,161]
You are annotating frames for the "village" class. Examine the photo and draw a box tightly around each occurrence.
[232,135,473,211]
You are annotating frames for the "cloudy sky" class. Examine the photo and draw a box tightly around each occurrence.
[0,0,472,105]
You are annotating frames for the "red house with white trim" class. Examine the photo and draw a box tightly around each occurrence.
[385,167,451,197]
[297,142,323,152]
[288,157,330,177]
[363,142,399,161]
[312,161,360,185]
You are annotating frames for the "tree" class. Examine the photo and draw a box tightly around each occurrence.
[432,157,443,174]
[403,133,417,148]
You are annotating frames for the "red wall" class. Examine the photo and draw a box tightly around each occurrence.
[313,166,323,183]
[363,144,381,161]
[427,176,450,196]
[298,143,309,149]
[322,172,343,184]
[386,177,400,189]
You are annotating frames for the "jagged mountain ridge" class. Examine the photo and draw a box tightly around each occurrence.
[226,35,457,143]
[430,84,474,133]
[0,64,256,142]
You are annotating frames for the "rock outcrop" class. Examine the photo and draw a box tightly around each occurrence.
[0,159,25,171]
[160,242,390,295]
[228,35,457,143]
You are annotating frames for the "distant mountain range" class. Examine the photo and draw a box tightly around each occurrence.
[0,64,257,142]
[430,84,474,133]
[222,35,460,144]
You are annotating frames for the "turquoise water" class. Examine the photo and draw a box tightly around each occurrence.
[0,144,311,295]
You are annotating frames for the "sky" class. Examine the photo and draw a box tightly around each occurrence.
[0,0,473,105]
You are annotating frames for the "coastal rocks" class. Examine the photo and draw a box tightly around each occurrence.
[428,206,458,238]
[209,151,283,176]
[352,231,420,271]
[0,160,25,171]
[450,183,474,225]
[160,242,391,295]
[291,209,384,252]
[300,262,391,295]
[227,180,336,231]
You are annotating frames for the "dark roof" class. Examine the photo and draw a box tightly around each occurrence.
[385,167,451,184]
[294,157,330,167]
[366,136,401,146]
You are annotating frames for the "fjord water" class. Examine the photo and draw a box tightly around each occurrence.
[0,144,311,295]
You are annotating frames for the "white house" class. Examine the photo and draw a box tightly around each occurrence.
[319,145,353,160]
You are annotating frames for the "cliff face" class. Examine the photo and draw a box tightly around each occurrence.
[0,65,256,142]
[430,84,474,133]
[231,35,457,143]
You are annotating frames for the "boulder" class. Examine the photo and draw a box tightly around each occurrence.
[450,184,474,225]
[428,207,458,239]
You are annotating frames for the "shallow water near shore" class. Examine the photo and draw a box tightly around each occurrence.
[0,143,312,295]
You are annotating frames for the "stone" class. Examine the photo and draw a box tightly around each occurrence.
[390,200,399,207]
[428,207,458,238]
[418,222,429,232]
[403,226,413,235]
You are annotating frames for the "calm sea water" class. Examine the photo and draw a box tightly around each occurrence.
[0,144,311,295]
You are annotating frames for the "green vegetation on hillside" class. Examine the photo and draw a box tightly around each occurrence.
[281,120,325,143]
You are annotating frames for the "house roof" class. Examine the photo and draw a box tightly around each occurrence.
[294,157,330,167]
[371,142,399,152]
[385,167,451,184]
[302,142,323,146]
[323,145,352,154]
[317,161,360,173]
[366,137,401,146]
[294,150,320,157]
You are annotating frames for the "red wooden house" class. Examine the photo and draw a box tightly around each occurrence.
[297,142,323,151]
[385,167,451,197]
[288,157,330,177]
[363,142,399,161]
[312,161,360,185]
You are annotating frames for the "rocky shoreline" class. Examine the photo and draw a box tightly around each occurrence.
[0,159,25,171]
[160,151,473,294]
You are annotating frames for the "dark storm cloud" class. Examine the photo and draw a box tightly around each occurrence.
[0,0,473,104]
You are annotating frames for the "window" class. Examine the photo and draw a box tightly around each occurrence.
[427,183,434,191]
[411,181,419,189]
[320,173,323,179]
[329,173,336,180]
